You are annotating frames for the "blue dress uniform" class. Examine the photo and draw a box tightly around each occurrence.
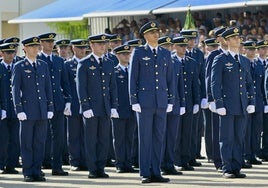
[37,32,72,174]
[112,45,136,172]
[257,40,268,160]
[172,40,200,169]
[64,39,87,170]
[0,57,7,173]
[129,22,175,180]
[211,27,255,177]
[0,43,20,174]
[161,38,185,174]
[205,27,226,170]
[12,37,54,180]
[77,34,118,178]
[181,30,206,163]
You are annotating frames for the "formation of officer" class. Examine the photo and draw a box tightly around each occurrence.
[2,19,268,184]
[12,36,54,182]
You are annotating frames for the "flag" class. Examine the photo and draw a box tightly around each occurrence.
[183,8,196,30]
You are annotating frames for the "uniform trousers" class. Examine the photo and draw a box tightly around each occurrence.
[20,120,47,176]
[137,108,166,178]
[219,114,247,173]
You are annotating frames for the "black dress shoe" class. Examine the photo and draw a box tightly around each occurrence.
[242,161,252,168]
[24,176,35,182]
[162,168,183,175]
[181,165,194,171]
[141,177,151,183]
[233,171,246,178]
[196,155,206,159]
[4,168,19,174]
[250,158,262,165]
[125,167,138,173]
[52,169,69,176]
[151,175,170,183]
[70,166,80,171]
[98,172,109,178]
[116,168,126,173]
[189,160,202,167]
[33,175,46,182]
[222,172,235,178]
[88,171,98,178]
[106,160,115,167]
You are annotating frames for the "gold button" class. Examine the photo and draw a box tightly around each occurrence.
[156,72,158,75]
[155,65,158,68]
[156,86,158,89]
[156,79,158,82]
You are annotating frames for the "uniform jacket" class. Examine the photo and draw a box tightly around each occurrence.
[171,55,185,115]
[106,52,119,67]
[211,52,255,115]
[37,53,71,112]
[173,55,200,113]
[77,53,118,116]
[12,58,54,120]
[0,64,7,116]
[65,57,80,115]
[129,44,175,108]
[114,64,133,118]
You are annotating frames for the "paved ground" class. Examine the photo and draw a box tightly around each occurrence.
[1,139,268,188]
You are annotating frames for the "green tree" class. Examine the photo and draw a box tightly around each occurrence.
[48,19,89,39]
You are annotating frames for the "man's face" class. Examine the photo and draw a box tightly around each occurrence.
[72,46,86,59]
[57,46,69,58]
[90,42,107,56]
[24,45,40,58]
[40,40,54,52]
[1,51,15,63]
[174,44,187,56]
[110,41,122,50]
[258,47,268,57]
[116,52,130,64]
[187,38,196,48]
[245,48,256,59]
[144,30,160,44]
[226,35,241,49]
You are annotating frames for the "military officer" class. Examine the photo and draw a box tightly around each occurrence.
[161,36,185,176]
[4,37,23,62]
[112,44,137,173]
[0,43,20,174]
[172,37,200,171]
[12,36,54,182]
[243,41,264,166]
[38,32,71,176]
[65,39,88,171]
[158,36,173,51]
[181,30,206,164]
[77,34,119,179]
[211,27,255,178]
[106,34,121,66]
[205,27,227,171]
[55,39,71,61]
[203,38,220,163]
[55,38,71,166]
[257,40,268,161]
[129,21,174,183]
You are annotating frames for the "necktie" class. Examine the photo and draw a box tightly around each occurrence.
[99,58,103,68]
[181,59,185,67]
[188,51,192,57]
[7,65,11,72]
[32,62,37,70]
[153,48,157,58]
[125,67,128,75]
[234,54,239,63]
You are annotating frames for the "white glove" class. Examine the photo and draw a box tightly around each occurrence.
[166,104,173,113]
[193,104,199,114]
[83,109,94,119]
[201,98,209,109]
[64,102,72,116]
[246,105,255,114]
[111,108,119,118]
[47,111,54,119]
[264,105,268,113]
[1,110,6,120]
[208,102,217,113]
[132,104,141,113]
[17,112,27,121]
[216,108,226,116]
[180,107,186,115]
